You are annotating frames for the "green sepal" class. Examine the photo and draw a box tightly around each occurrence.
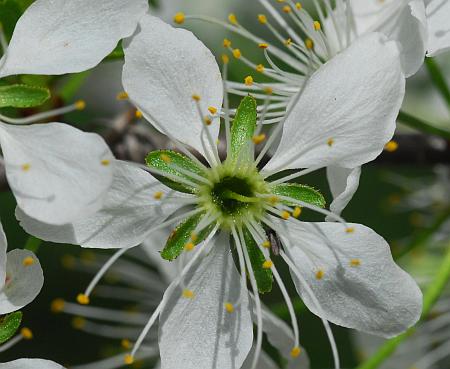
[161,213,215,261]
[270,183,326,208]
[243,227,273,294]
[0,311,23,344]
[230,95,257,162]
[146,150,205,194]
[0,84,51,108]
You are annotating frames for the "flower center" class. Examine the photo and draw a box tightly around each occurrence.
[199,162,269,229]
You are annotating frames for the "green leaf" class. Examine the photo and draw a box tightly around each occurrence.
[0,0,22,41]
[242,227,273,294]
[161,213,215,261]
[270,183,326,208]
[0,84,51,108]
[0,311,22,344]
[146,150,205,194]
[230,95,257,162]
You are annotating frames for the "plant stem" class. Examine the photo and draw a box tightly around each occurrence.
[355,244,450,369]
[397,111,450,139]
[425,58,450,114]
[394,207,450,259]
[24,236,42,254]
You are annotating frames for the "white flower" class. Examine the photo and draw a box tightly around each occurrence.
[0,359,64,369]
[0,0,148,77]
[17,14,422,369]
[0,221,43,315]
[51,231,304,369]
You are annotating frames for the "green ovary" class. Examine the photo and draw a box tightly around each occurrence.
[198,162,269,229]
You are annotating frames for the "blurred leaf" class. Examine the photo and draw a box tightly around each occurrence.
[0,311,23,344]
[0,84,50,108]
[20,74,52,88]
[148,0,159,8]
[0,0,22,41]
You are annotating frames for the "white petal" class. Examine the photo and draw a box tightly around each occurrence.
[0,0,148,77]
[393,1,428,77]
[426,0,450,56]
[0,122,114,225]
[122,14,223,158]
[273,218,422,337]
[265,33,404,173]
[0,359,64,369]
[242,348,280,369]
[16,161,187,249]
[326,166,361,219]
[0,249,43,314]
[159,233,253,369]
[0,222,6,286]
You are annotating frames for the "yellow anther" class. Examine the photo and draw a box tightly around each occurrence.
[269,195,279,205]
[116,91,129,100]
[72,317,86,330]
[190,232,198,242]
[292,206,302,218]
[121,339,132,349]
[22,256,35,266]
[228,13,238,25]
[262,240,271,248]
[75,100,86,110]
[277,0,285,3]
[224,302,235,313]
[281,211,290,220]
[244,75,254,86]
[264,87,274,95]
[285,38,292,46]
[160,153,171,163]
[21,328,33,340]
[291,346,302,358]
[182,289,195,299]
[262,260,274,269]
[184,242,195,251]
[346,227,355,234]
[135,110,143,119]
[21,163,31,172]
[296,2,302,9]
[222,54,230,64]
[256,64,265,73]
[258,14,267,24]
[223,38,232,48]
[315,269,325,280]
[192,94,201,101]
[282,5,291,13]
[208,106,218,115]
[173,12,185,24]
[327,138,334,147]
[252,133,266,145]
[259,43,269,49]
[124,354,135,365]
[313,21,321,31]
[101,159,110,166]
[153,191,163,200]
[51,298,65,313]
[350,258,361,267]
[204,116,213,126]
[61,254,76,269]
[384,140,398,152]
[232,49,242,59]
[305,38,314,50]
[76,293,90,305]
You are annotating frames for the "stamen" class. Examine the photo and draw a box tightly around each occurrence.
[0,100,86,125]
[384,140,398,152]
[224,302,235,313]
[174,12,185,24]
[22,256,35,266]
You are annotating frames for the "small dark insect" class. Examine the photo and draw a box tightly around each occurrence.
[264,227,282,256]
